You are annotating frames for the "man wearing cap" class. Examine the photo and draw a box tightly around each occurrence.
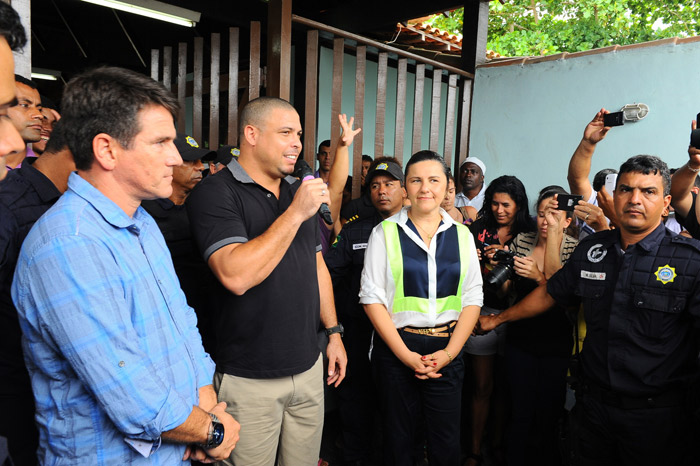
[142,133,220,356]
[455,157,487,211]
[207,145,238,176]
[324,156,406,466]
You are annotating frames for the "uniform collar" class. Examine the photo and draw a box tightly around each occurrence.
[630,222,668,254]
[17,161,61,204]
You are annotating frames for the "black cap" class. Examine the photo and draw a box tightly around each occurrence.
[366,161,404,185]
[174,133,216,162]
[213,145,240,165]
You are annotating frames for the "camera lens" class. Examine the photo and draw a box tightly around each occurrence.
[485,263,513,289]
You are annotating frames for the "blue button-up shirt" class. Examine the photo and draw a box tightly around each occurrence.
[11,173,215,464]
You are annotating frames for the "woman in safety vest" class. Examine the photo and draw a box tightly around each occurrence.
[360,150,484,466]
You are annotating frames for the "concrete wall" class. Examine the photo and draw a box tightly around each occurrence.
[469,37,700,204]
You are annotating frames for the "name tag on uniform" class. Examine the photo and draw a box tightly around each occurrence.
[353,243,368,250]
[581,270,606,280]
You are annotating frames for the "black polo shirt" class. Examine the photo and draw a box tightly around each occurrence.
[0,161,61,396]
[187,158,321,378]
[547,223,700,396]
[141,198,221,358]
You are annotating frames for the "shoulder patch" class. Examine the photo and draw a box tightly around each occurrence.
[331,235,341,248]
[586,243,607,263]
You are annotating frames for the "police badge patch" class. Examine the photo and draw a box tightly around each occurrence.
[587,244,607,263]
[654,265,676,284]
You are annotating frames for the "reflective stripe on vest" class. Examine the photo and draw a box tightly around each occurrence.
[382,220,471,315]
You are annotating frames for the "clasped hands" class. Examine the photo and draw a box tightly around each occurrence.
[401,349,452,380]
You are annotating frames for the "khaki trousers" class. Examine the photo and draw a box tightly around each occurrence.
[213,354,324,466]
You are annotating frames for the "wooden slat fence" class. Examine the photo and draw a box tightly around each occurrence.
[150,17,474,196]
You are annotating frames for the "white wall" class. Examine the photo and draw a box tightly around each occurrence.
[469,38,700,203]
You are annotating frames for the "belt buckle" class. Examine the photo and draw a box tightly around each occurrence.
[416,328,431,335]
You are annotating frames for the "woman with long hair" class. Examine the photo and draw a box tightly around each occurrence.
[465,175,535,466]
[360,151,483,466]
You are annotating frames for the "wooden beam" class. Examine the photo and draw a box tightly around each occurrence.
[193,37,203,143]
[457,79,473,167]
[209,33,220,149]
[177,42,187,132]
[292,14,473,79]
[394,58,407,165]
[303,30,319,167]
[150,49,159,81]
[228,28,240,146]
[266,0,292,99]
[461,0,489,74]
[374,53,388,158]
[330,37,344,154]
[429,68,443,152]
[353,46,366,199]
[443,74,458,167]
[412,63,425,154]
[249,21,261,100]
[162,46,172,91]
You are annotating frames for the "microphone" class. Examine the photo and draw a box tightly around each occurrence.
[293,159,333,225]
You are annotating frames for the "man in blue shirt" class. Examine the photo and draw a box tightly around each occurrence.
[11,66,239,464]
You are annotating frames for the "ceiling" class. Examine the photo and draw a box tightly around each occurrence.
[28,0,474,101]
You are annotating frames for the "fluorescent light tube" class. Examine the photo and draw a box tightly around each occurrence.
[81,0,200,27]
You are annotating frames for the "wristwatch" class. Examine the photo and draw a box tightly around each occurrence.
[325,323,344,337]
[201,412,225,450]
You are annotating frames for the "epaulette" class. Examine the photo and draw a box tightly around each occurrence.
[345,214,360,225]
[671,233,700,253]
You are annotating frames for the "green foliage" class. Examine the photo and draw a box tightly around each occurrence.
[426,1,700,56]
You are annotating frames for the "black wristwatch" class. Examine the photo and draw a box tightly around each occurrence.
[201,412,225,450]
[325,323,344,337]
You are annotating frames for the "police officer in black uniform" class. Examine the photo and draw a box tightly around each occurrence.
[324,157,406,466]
[479,155,700,466]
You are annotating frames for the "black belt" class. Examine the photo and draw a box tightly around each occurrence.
[584,383,685,409]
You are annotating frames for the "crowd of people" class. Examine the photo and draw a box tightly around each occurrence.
[4,3,700,466]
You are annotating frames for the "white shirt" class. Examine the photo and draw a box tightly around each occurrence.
[359,207,483,328]
[454,184,486,211]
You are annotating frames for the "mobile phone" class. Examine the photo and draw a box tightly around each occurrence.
[557,194,583,211]
[691,112,700,148]
[604,173,617,194]
[603,111,624,127]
